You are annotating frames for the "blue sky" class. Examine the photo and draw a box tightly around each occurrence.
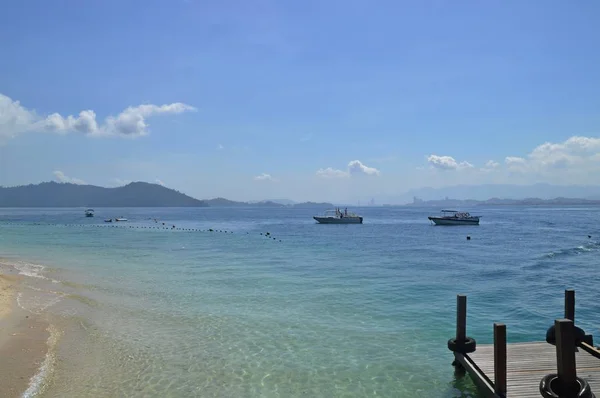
[1,0,599,202]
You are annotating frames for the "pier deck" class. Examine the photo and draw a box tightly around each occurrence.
[449,290,600,397]
[455,342,600,397]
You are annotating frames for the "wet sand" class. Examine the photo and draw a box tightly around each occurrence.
[0,271,51,398]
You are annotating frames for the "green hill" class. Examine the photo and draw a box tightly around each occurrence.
[0,181,208,207]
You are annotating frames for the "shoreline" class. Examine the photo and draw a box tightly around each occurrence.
[0,264,53,398]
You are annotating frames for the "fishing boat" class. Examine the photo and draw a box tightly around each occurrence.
[85,209,94,217]
[428,210,480,225]
[313,208,363,224]
[115,217,128,222]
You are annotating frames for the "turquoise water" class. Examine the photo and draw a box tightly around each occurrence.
[1,206,599,397]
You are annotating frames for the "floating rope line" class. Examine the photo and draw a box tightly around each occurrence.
[0,221,283,242]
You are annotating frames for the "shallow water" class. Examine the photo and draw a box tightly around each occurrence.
[1,206,599,397]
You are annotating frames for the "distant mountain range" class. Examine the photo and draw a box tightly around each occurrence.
[6,181,597,208]
[0,181,207,207]
[0,182,333,208]
[377,183,600,204]
[407,196,600,207]
[200,197,332,208]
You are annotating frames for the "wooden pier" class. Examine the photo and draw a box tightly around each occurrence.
[449,290,600,397]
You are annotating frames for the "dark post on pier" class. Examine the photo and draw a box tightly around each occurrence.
[448,291,598,397]
[565,289,575,322]
[555,319,578,393]
[493,323,506,396]
[456,295,466,344]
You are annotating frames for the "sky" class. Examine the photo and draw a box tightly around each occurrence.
[1,0,599,203]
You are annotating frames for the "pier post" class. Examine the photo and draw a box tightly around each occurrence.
[540,319,595,398]
[546,290,592,347]
[457,295,467,343]
[565,290,575,322]
[493,323,507,396]
[448,295,476,367]
[555,319,579,395]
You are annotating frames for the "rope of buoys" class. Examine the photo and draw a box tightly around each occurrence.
[0,221,284,242]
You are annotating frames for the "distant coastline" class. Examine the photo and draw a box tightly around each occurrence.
[4,181,600,208]
[405,197,600,207]
[0,181,333,208]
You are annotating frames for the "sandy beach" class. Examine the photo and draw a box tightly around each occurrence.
[0,269,51,398]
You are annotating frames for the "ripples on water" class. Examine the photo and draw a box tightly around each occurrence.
[0,206,599,397]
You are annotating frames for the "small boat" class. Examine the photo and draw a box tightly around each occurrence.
[428,210,480,225]
[313,208,363,224]
[104,219,112,223]
[85,209,94,217]
[115,217,128,222]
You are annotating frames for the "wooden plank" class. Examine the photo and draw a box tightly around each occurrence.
[580,342,600,360]
[454,352,496,398]
[469,342,600,397]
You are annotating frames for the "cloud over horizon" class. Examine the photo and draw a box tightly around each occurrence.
[316,160,380,178]
[502,136,600,175]
[0,93,196,140]
[427,155,474,170]
[424,136,600,185]
[254,173,275,181]
[53,170,86,185]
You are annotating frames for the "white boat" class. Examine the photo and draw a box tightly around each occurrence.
[115,217,128,222]
[313,208,363,224]
[85,209,94,217]
[428,210,480,225]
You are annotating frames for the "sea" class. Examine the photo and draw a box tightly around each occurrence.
[0,206,599,398]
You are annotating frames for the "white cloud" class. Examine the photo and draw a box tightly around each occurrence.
[0,93,196,140]
[485,160,499,168]
[155,179,165,186]
[254,173,275,181]
[502,136,600,176]
[348,160,381,176]
[427,154,473,170]
[316,167,349,178]
[53,170,86,185]
[0,95,38,139]
[527,136,600,169]
[504,156,528,172]
[316,160,380,178]
[112,178,132,186]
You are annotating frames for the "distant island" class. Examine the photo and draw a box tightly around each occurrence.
[0,181,208,207]
[407,196,600,207]
[203,197,333,208]
[0,182,334,208]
